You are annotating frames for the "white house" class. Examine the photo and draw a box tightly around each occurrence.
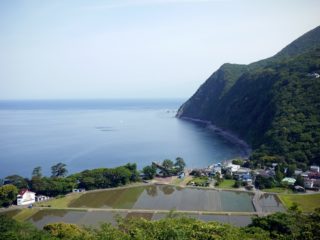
[35,195,50,202]
[304,179,314,189]
[17,189,36,206]
[72,188,86,193]
[224,163,241,173]
[310,166,320,173]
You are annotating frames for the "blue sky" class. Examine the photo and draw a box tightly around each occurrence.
[0,0,319,99]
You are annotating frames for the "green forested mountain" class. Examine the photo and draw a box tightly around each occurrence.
[177,26,320,168]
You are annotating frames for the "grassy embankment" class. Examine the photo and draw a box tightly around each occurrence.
[278,193,320,212]
[34,193,83,208]
[217,179,236,189]
[14,208,39,221]
[262,187,293,194]
[172,176,193,186]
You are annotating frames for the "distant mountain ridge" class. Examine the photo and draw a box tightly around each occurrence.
[177,25,320,167]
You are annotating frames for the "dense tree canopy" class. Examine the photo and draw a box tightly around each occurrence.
[142,165,157,180]
[3,163,140,197]
[70,164,140,191]
[32,166,42,178]
[178,26,320,167]
[4,175,28,189]
[51,163,68,178]
[0,184,18,207]
[1,208,320,239]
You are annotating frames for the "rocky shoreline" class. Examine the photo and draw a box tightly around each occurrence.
[179,116,252,158]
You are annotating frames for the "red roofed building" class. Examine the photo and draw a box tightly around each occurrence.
[17,189,35,206]
[308,172,320,179]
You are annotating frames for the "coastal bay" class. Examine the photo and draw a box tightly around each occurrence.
[0,100,247,178]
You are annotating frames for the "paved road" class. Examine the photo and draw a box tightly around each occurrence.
[252,191,263,215]
[1,205,270,217]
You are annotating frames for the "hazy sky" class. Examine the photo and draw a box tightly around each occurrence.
[0,0,319,100]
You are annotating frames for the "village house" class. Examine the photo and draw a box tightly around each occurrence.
[211,165,222,176]
[223,163,240,175]
[241,173,253,185]
[178,172,185,179]
[17,189,36,206]
[301,171,310,178]
[310,165,320,173]
[294,169,303,176]
[72,188,86,193]
[233,167,251,181]
[307,72,320,78]
[304,179,315,189]
[35,195,50,202]
[294,185,305,192]
[308,171,320,179]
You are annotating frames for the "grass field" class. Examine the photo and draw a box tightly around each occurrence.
[278,193,320,212]
[69,186,145,209]
[13,208,39,221]
[217,179,236,189]
[172,177,184,185]
[187,177,209,187]
[263,187,293,194]
[0,209,21,218]
[35,193,83,208]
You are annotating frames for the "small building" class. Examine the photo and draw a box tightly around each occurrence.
[17,189,36,206]
[281,177,296,185]
[271,163,278,168]
[241,173,253,184]
[310,165,320,173]
[307,72,320,78]
[308,172,320,179]
[234,167,251,179]
[294,186,305,192]
[211,166,222,175]
[294,169,303,176]
[178,172,185,179]
[304,179,314,189]
[35,195,50,202]
[72,188,86,193]
[301,171,310,178]
[224,163,240,174]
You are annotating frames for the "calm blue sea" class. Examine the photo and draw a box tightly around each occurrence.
[0,99,245,178]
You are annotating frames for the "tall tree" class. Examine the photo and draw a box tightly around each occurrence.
[0,184,18,207]
[162,159,174,169]
[142,165,157,180]
[4,175,28,189]
[32,166,42,178]
[174,157,186,172]
[51,163,68,178]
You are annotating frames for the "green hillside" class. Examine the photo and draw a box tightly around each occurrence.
[177,26,320,167]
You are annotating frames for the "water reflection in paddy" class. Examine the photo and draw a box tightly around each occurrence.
[258,194,284,212]
[26,187,284,229]
[28,209,254,229]
[69,185,255,212]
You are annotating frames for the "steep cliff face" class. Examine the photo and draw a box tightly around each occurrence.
[177,63,247,120]
[178,26,320,166]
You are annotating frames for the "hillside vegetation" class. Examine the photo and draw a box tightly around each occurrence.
[177,26,320,168]
[1,208,320,240]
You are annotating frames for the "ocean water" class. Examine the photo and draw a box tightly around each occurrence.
[0,100,246,178]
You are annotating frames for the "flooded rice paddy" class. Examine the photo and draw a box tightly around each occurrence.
[68,185,283,213]
[26,209,253,228]
[1,186,284,229]
[69,185,254,212]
